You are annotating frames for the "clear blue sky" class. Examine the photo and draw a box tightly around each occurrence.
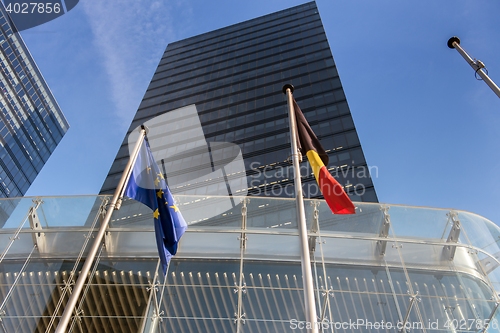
[22,0,500,224]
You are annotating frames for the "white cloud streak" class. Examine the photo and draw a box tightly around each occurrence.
[81,0,190,128]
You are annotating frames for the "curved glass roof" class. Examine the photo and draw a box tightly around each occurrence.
[1,195,500,332]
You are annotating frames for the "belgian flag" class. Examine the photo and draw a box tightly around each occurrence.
[294,98,355,214]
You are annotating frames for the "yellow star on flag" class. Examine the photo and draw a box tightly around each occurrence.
[154,177,160,187]
[153,209,160,219]
[170,204,179,212]
[157,173,164,180]
[156,189,164,198]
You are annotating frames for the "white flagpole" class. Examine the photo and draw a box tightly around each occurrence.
[283,84,318,333]
[55,126,148,333]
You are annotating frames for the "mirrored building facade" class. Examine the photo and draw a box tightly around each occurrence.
[0,4,69,222]
[100,1,377,204]
[1,195,500,332]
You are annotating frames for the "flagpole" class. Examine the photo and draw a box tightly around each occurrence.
[283,84,318,333]
[448,36,500,98]
[55,126,148,333]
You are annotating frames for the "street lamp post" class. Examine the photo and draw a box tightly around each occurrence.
[448,36,500,99]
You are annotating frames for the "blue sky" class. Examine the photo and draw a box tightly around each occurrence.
[21,0,500,224]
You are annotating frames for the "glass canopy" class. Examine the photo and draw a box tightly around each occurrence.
[0,195,499,332]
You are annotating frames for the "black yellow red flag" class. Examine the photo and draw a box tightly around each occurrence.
[293,98,355,214]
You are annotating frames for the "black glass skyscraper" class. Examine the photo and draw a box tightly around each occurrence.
[101,1,377,204]
[0,4,69,221]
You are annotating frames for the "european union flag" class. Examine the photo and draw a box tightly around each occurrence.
[124,137,187,274]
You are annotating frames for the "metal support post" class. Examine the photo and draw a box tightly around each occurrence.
[0,199,41,264]
[235,198,248,332]
[443,211,461,261]
[28,201,45,253]
[377,206,391,256]
[308,201,319,257]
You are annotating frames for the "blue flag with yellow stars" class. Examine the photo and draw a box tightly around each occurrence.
[124,137,187,274]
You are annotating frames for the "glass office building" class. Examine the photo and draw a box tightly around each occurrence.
[0,4,69,222]
[100,1,377,204]
[1,195,500,332]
